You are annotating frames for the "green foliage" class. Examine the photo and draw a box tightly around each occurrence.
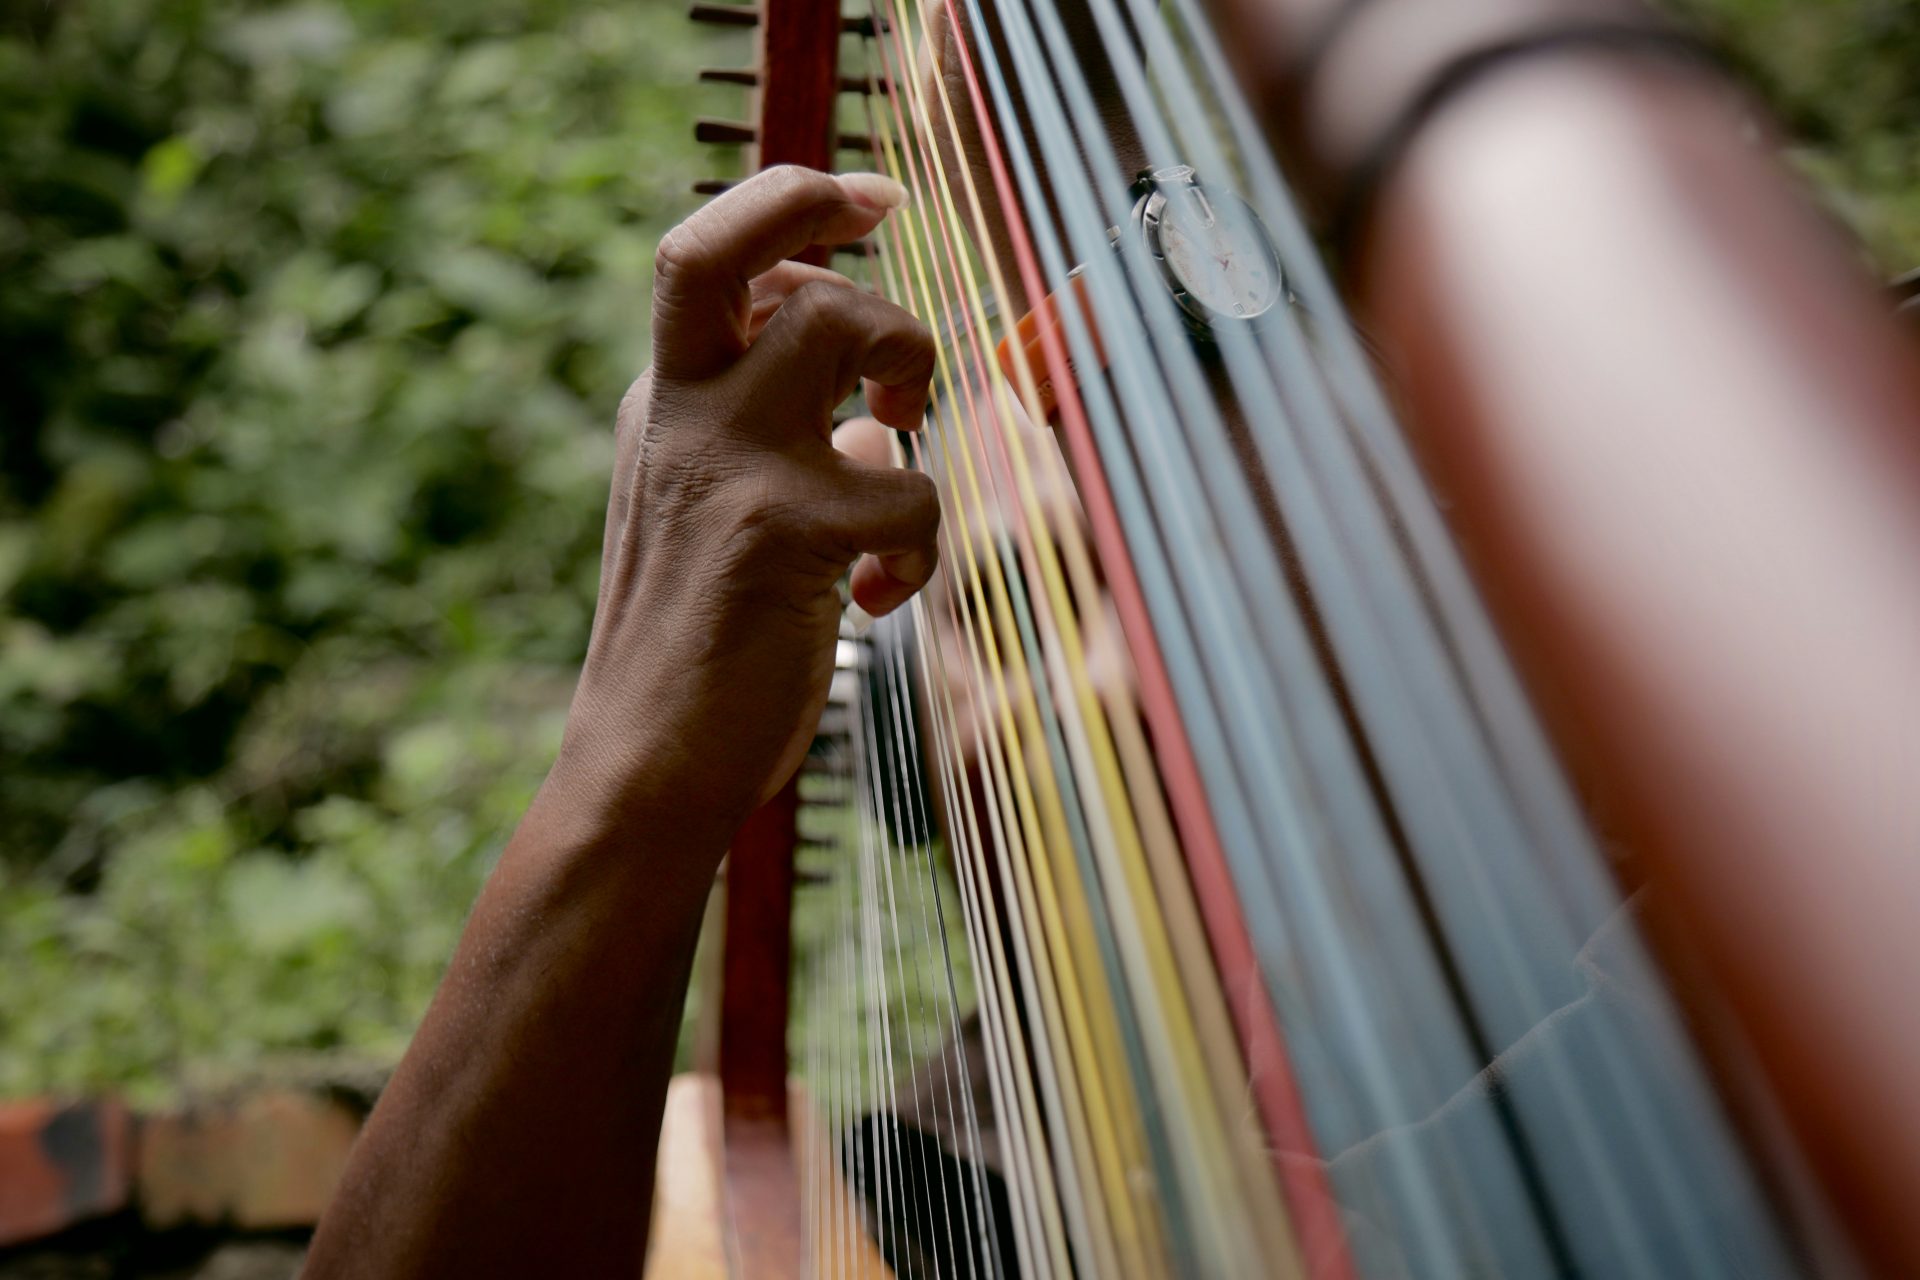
[1671,0,1920,268]
[0,0,1913,1101]
[0,0,734,1097]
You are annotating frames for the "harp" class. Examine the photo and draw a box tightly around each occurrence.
[658,0,1920,1275]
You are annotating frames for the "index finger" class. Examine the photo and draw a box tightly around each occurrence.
[651,166,907,382]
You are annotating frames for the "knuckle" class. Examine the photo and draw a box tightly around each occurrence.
[653,220,717,290]
[642,443,717,513]
[752,163,825,206]
[899,322,937,379]
[894,305,935,351]
[904,471,941,537]
[787,279,856,337]
[901,311,935,352]
[727,485,815,561]
[616,372,652,433]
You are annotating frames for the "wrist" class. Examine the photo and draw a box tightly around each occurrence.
[530,734,744,880]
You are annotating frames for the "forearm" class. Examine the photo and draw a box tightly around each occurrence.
[305,769,731,1278]
[1357,56,1920,1270]
[1210,0,1920,1262]
[299,166,930,1276]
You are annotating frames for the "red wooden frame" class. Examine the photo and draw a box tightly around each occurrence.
[712,0,841,1271]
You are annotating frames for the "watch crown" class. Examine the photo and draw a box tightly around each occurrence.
[1136,163,1198,191]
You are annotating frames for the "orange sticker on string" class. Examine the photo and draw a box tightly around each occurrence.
[995,271,1108,422]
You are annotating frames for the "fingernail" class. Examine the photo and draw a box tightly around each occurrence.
[845,600,876,638]
[839,172,909,210]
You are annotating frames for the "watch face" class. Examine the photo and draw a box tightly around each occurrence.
[1149,187,1283,323]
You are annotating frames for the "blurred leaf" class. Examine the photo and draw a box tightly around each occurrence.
[140,135,204,203]
[6,0,1908,1104]
[224,5,355,68]
[224,854,371,956]
[0,0,722,1096]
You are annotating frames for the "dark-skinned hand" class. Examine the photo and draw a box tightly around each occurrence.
[557,164,940,836]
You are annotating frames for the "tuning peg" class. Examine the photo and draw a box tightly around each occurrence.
[698,67,890,95]
[687,5,886,34]
[692,180,735,196]
[696,118,756,145]
[697,122,873,151]
[796,833,841,852]
[688,3,757,26]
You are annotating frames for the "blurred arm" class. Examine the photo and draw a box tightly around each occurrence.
[1212,0,1920,1267]
[1365,60,1920,1272]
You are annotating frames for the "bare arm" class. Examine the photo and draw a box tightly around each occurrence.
[1364,61,1920,1272]
[304,165,937,1278]
[1217,0,1920,1267]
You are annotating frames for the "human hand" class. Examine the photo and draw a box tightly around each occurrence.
[555,166,940,841]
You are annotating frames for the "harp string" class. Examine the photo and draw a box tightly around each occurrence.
[957,2,1554,1269]
[878,597,1004,1280]
[864,177,1090,1274]
[881,616,1007,1280]
[868,30,1214,1280]
[948,2,1605,1274]
[867,47,1236,1280]
[868,3,1314,1273]
[863,50,1172,1279]
[912,566,1072,1280]
[894,2,1466,1274]
[795,0,1800,1269]
[1088,9,1729,1271]
[889,201,1153,1279]
[927,0,1483,1265]
[810,0,1351,1274]
[853,152,1046,1280]
[893,21,1314,1267]
[997,0,1796,1272]
[942,0,1410,1182]
[855,648,961,1278]
[910,2,1349,1262]
[856,22,1228,1280]
[847,65,1093,1269]
[871,0,1797,1274]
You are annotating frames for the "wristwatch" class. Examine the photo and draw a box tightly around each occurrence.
[996,165,1287,420]
[1130,164,1287,331]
